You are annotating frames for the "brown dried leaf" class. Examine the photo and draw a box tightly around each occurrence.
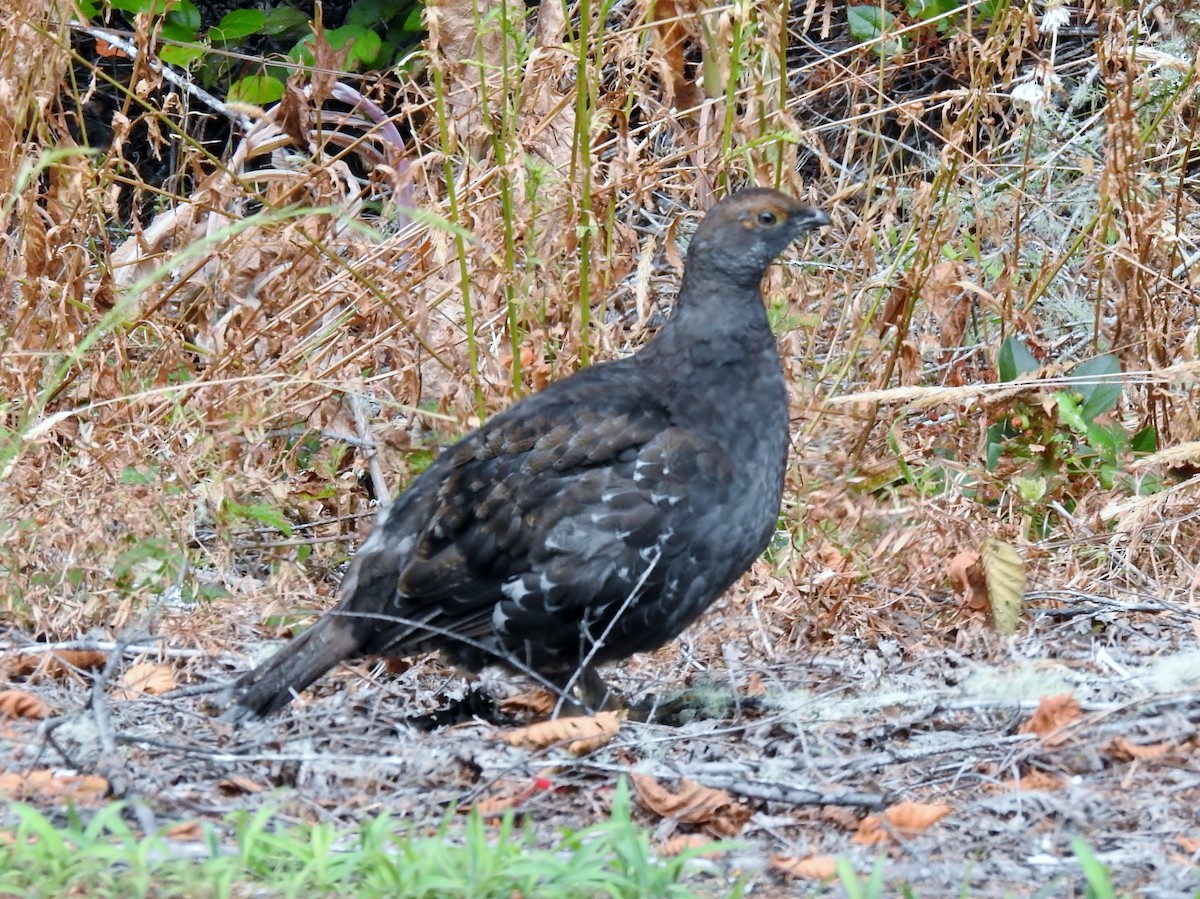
[980,538,1026,635]
[217,776,264,795]
[649,0,706,110]
[163,821,205,841]
[0,769,109,802]
[469,782,527,818]
[921,261,970,353]
[467,776,555,818]
[114,662,176,699]
[1019,694,1080,746]
[21,212,48,281]
[743,672,766,698]
[853,801,951,845]
[632,775,753,837]
[501,710,624,756]
[658,834,718,858]
[498,689,559,719]
[0,690,49,719]
[771,854,839,880]
[997,770,1064,792]
[9,650,108,680]
[276,82,311,148]
[1106,736,1176,762]
[947,549,986,611]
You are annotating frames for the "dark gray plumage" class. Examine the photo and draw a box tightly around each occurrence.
[223,188,829,721]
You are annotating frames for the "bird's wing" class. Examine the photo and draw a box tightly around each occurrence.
[339,374,732,658]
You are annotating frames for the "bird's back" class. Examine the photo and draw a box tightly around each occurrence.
[338,337,787,676]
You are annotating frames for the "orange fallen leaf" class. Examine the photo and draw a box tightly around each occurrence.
[94,37,128,58]
[658,834,720,857]
[743,672,766,697]
[1105,737,1175,762]
[771,854,839,880]
[0,690,49,719]
[632,775,752,838]
[501,710,624,755]
[114,662,176,699]
[1019,694,1080,746]
[947,549,986,611]
[9,650,108,680]
[853,801,951,845]
[216,776,263,795]
[163,821,205,840]
[1002,770,1064,792]
[0,769,109,802]
[467,777,555,818]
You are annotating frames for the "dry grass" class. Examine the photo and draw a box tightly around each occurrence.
[3,0,1199,666]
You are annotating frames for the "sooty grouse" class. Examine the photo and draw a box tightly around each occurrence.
[223,188,829,721]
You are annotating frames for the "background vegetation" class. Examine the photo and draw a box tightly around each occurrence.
[1,0,1198,894]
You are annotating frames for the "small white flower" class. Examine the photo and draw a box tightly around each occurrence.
[1010,64,1063,119]
[1041,1,1069,34]
[1010,80,1048,118]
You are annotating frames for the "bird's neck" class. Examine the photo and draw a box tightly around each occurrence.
[652,281,775,366]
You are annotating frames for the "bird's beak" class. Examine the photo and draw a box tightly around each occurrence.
[795,206,831,232]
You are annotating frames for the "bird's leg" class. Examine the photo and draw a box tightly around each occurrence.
[547,665,622,716]
[576,664,623,713]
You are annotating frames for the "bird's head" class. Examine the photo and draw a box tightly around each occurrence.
[684,188,830,289]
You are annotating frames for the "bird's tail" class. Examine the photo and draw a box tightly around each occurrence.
[219,614,363,722]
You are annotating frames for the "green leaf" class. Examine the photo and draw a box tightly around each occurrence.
[119,466,158,486]
[847,5,905,56]
[906,0,957,20]
[160,44,206,66]
[160,21,199,44]
[289,37,315,67]
[74,0,103,17]
[327,24,384,68]
[237,502,293,536]
[261,6,312,35]
[228,74,285,105]
[985,422,1005,470]
[1130,425,1157,454]
[209,9,266,43]
[1054,391,1087,434]
[110,0,166,13]
[349,0,407,27]
[166,0,201,32]
[1084,422,1122,463]
[998,336,1039,382]
[847,5,892,40]
[1098,461,1118,490]
[1073,354,1123,421]
[402,6,424,31]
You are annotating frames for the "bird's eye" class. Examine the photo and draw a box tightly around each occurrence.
[757,209,779,226]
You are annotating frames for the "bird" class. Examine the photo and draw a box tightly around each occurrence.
[221,187,830,722]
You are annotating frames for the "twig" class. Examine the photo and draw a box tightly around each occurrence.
[71,24,254,132]
[577,760,887,810]
[86,628,134,797]
[1,639,223,661]
[349,393,391,502]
